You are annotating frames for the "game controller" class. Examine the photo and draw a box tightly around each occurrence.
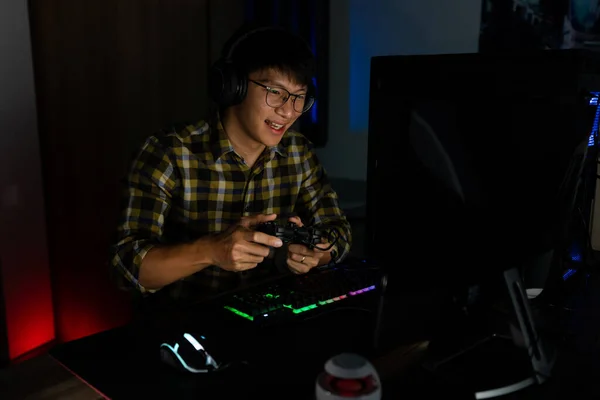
[255,221,330,273]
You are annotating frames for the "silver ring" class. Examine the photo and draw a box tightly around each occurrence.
[300,256,306,263]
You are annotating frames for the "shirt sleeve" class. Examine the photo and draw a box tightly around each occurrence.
[295,144,353,263]
[109,136,178,293]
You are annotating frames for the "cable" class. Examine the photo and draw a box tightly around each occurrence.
[311,225,346,251]
[312,229,339,251]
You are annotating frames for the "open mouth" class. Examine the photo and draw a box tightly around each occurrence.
[265,119,286,133]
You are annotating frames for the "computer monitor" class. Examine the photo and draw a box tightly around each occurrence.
[366,49,600,397]
[366,49,600,290]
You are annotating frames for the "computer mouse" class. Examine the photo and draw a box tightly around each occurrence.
[160,332,221,373]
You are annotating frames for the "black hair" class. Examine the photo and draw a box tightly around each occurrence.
[222,23,316,87]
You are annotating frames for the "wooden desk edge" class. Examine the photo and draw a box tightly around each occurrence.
[0,354,103,400]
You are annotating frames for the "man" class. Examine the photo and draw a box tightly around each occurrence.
[109,24,352,299]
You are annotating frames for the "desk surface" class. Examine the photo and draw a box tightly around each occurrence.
[0,354,102,400]
[44,270,600,400]
[49,304,385,400]
[0,341,427,400]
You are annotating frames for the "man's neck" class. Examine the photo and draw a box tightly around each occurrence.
[221,110,265,167]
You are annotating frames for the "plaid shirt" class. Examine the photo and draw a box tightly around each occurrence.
[109,118,352,299]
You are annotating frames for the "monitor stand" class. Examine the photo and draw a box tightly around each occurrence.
[419,267,556,399]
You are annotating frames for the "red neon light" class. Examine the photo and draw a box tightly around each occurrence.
[53,269,132,343]
[2,246,132,352]
[2,254,55,360]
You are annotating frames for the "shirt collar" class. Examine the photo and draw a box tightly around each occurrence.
[209,117,235,161]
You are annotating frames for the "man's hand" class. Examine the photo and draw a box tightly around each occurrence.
[211,214,283,272]
[286,216,333,274]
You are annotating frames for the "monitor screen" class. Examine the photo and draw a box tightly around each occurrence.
[366,50,600,290]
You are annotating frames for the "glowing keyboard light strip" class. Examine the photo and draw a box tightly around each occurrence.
[223,285,377,319]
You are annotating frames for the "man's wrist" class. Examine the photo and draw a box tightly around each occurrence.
[193,235,218,269]
[318,249,334,266]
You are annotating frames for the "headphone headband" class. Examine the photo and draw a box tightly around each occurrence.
[223,25,287,62]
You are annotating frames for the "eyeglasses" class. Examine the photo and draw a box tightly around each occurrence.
[249,80,315,114]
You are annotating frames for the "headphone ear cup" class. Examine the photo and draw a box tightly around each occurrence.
[208,60,248,108]
[208,59,229,106]
[233,72,248,106]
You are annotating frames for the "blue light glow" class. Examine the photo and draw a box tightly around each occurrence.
[588,96,600,147]
[349,6,371,134]
[563,268,576,281]
[569,241,583,263]
[311,77,318,123]
[310,7,318,124]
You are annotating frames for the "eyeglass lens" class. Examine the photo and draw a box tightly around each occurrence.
[266,89,314,113]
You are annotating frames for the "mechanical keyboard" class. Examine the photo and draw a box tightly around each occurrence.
[222,262,380,324]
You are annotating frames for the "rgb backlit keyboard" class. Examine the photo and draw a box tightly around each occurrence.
[222,264,379,323]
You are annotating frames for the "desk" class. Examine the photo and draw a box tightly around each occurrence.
[49,292,389,400]
[0,340,426,400]
[35,271,600,399]
[0,354,102,400]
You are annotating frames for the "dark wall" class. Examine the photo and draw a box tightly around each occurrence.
[25,0,326,345]
[28,0,244,343]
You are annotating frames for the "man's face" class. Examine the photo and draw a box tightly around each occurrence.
[234,68,308,147]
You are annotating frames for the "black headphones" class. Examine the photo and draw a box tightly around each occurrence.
[208,25,315,108]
